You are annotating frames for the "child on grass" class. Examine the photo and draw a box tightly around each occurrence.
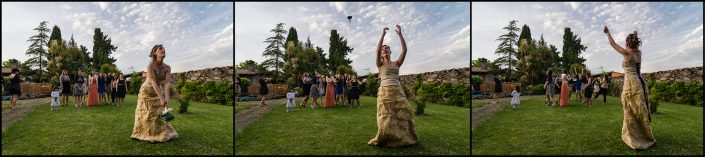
[511,86,521,110]
[286,88,296,112]
[51,86,61,111]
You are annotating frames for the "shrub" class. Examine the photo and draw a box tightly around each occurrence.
[364,74,379,97]
[650,81,702,107]
[239,77,251,93]
[178,85,191,114]
[414,98,426,115]
[412,81,469,107]
[650,98,658,113]
[128,74,143,95]
[445,83,469,107]
[472,75,483,90]
[414,87,429,115]
[176,81,233,106]
[3,77,10,95]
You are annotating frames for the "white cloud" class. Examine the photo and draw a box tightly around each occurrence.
[567,2,580,11]
[451,25,470,40]
[331,2,346,13]
[95,2,109,11]
[473,2,702,74]
[237,2,469,75]
[3,2,233,73]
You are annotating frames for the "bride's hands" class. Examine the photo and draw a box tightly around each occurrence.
[160,99,167,107]
[395,25,402,35]
[383,27,389,34]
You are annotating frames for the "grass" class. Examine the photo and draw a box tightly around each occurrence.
[235,96,470,155]
[471,95,703,155]
[235,101,256,113]
[2,95,233,155]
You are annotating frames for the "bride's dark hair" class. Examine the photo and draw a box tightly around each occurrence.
[149,44,164,62]
[626,33,641,49]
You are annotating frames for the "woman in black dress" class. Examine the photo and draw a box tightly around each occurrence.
[299,72,312,108]
[259,75,269,106]
[60,69,72,107]
[348,76,361,108]
[8,68,23,110]
[493,75,503,104]
[116,73,127,107]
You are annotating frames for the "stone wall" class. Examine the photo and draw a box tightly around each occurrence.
[169,66,234,86]
[169,66,234,99]
[609,66,703,96]
[398,67,470,99]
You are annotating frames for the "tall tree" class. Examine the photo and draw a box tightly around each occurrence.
[48,25,63,61]
[49,25,63,45]
[78,45,91,72]
[549,44,562,72]
[561,27,587,73]
[304,36,313,49]
[518,25,532,49]
[315,46,328,74]
[92,28,118,71]
[68,34,77,47]
[539,34,546,47]
[25,21,51,82]
[284,42,320,87]
[517,38,555,85]
[327,29,353,73]
[262,23,287,83]
[494,20,520,80]
[284,26,299,50]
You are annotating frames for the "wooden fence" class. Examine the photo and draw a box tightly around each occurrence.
[246,84,289,96]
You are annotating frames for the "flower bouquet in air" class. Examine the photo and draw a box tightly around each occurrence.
[160,107,175,122]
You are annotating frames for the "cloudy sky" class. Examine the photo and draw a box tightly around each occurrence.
[235,2,470,75]
[472,2,703,73]
[2,2,233,73]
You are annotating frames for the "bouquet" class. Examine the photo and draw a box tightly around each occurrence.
[160,106,175,122]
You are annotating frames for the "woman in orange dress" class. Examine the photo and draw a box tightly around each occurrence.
[87,71,99,106]
[324,74,336,108]
[559,70,569,106]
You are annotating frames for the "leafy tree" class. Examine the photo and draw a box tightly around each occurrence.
[561,27,587,72]
[262,23,287,83]
[494,20,520,81]
[25,21,50,82]
[91,28,118,71]
[327,30,353,73]
[284,26,298,50]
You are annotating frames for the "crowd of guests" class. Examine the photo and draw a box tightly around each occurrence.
[54,69,128,110]
[490,69,611,110]
[253,71,367,111]
[546,69,610,108]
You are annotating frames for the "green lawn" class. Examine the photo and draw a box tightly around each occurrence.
[2,95,233,155]
[235,96,470,155]
[472,95,703,155]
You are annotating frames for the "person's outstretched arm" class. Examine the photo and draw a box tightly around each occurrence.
[376,27,388,67]
[603,26,628,55]
[395,25,408,67]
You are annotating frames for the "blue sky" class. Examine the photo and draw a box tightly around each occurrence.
[235,2,470,75]
[2,2,233,73]
[472,2,703,73]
